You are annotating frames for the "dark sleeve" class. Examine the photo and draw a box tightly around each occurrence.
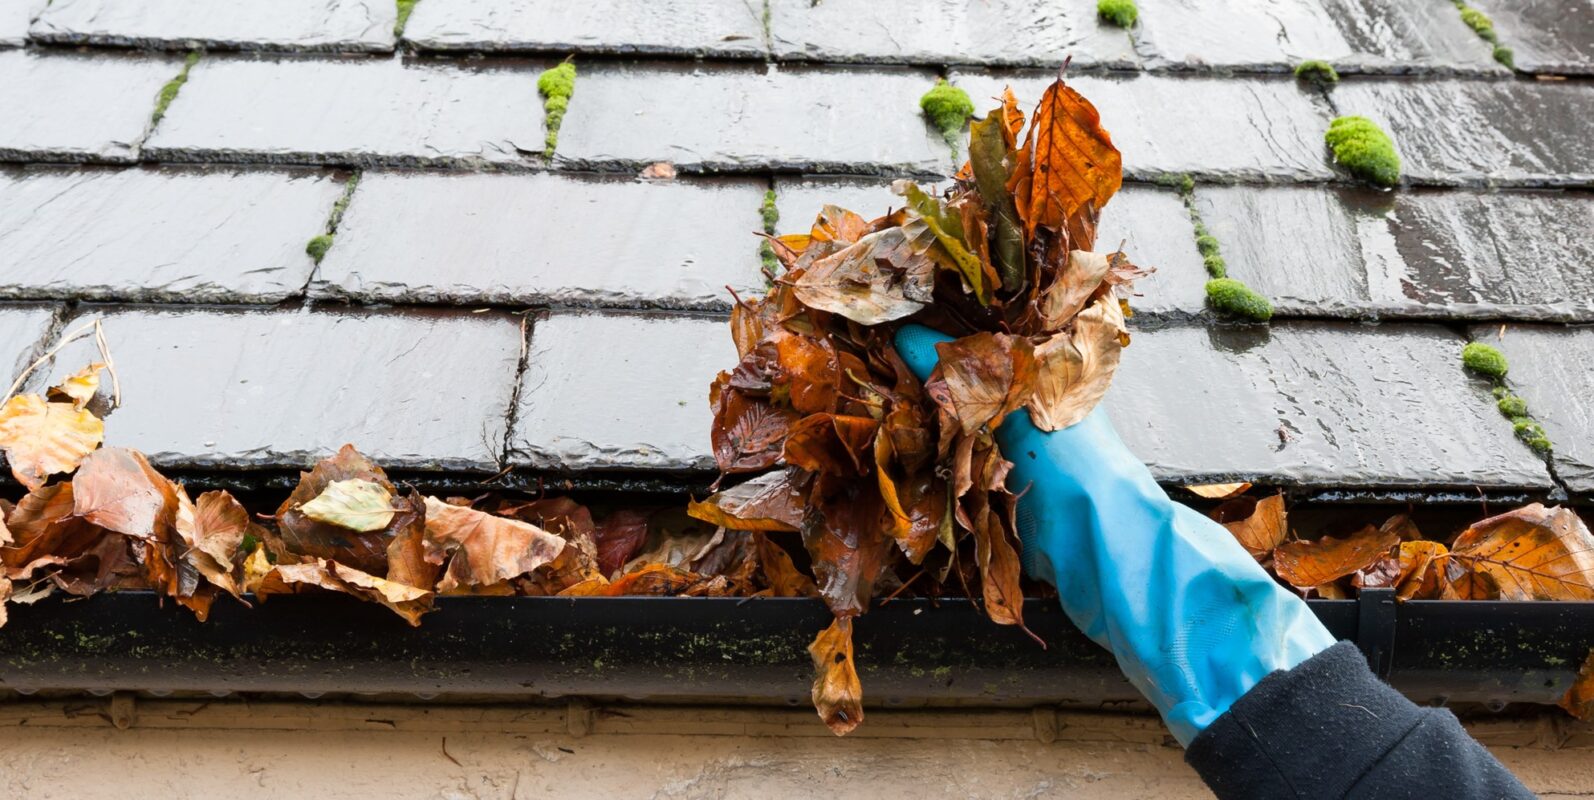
[1186,642,1534,799]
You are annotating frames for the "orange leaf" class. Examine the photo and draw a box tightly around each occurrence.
[1561,649,1594,721]
[1273,525,1399,589]
[808,617,864,736]
[1212,494,1287,560]
[1446,504,1594,600]
[929,333,1037,436]
[1018,78,1122,239]
[0,394,103,490]
[687,470,806,533]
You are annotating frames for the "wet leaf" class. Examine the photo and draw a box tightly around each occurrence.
[299,478,397,533]
[791,227,933,324]
[710,378,799,474]
[423,496,566,592]
[1212,494,1287,560]
[1038,251,1111,328]
[781,414,879,477]
[174,488,260,599]
[0,394,104,490]
[1394,540,1448,601]
[930,333,1037,436]
[1274,525,1400,589]
[71,447,177,540]
[275,445,401,573]
[754,531,816,597]
[1026,294,1125,431]
[687,469,807,533]
[1018,78,1122,239]
[46,362,105,411]
[808,617,864,736]
[1445,504,1594,600]
[804,485,893,617]
[593,509,650,577]
[1561,649,1594,721]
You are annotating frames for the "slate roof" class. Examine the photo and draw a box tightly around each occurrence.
[1,0,1591,500]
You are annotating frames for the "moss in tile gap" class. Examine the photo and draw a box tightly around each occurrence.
[1462,341,1508,379]
[1465,343,1550,454]
[1324,116,1400,188]
[1204,278,1272,322]
[1293,60,1339,87]
[306,234,334,264]
[1097,0,1138,28]
[305,172,361,265]
[759,188,780,273]
[151,50,201,127]
[919,79,974,157]
[1458,6,1497,43]
[537,60,577,156]
[1492,45,1514,69]
[395,0,420,37]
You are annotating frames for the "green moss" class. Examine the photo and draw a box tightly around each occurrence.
[1325,116,1400,188]
[1097,0,1138,28]
[1195,234,1221,258]
[919,79,974,154]
[1202,254,1227,278]
[1496,394,1529,418]
[306,234,334,264]
[1510,417,1552,453]
[395,0,420,36]
[1155,173,1195,195]
[759,188,779,272]
[1462,341,1508,378]
[1294,60,1339,86]
[327,172,361,231]
[1205,278,1272,322]
[1493,45,1514,69]
[151,50,201,127]
[1460,7,1496,42]
[537,61,577,155]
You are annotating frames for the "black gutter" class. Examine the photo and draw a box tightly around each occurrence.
[0,593,1588,707]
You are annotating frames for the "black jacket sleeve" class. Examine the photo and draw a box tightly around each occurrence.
[1185,642,1534,799]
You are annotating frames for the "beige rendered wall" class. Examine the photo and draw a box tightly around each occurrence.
[1,699,1591,799]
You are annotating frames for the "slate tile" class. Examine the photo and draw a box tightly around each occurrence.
[768,0,1136,68]
[402,0,764,58]
[1136,0,1499,73]
[1470,0,1594,75]
[34,307,523,471]
[30,0,396,52]
[0,50,181,163]
[0,303,60,377]
[554,62,953,176]
[312,172,765,309]
[1331,79,1594,186]
[0,167,343,303]
[1,0,46,46]
[143,55,545,168]
[950,71,1334,181]
[1472,325,1594,493]
[510,311,734,471]
[774,177,1206,318]
[1107,322,1551,489]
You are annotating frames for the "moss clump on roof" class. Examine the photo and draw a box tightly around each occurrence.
[1294,60,1339,86]
[151,50,201,127]
[1202,254,1227,279]
[1156,173,1195,195]
[1492,45,1514,69]
[1510,417,1552,454]
[1459,7,1497,42]
[919,79,974,154]
[1496,393,1529,418]
[1195,234,1221,259]
[306,234,334,264]
[1325,116,1400,188]
[1462,341,1508,378]
[1097,0,1138,28]
[759,189,780,273]
[1205,278,1272,322]
[395,0,420,36]
[537,61,577,155]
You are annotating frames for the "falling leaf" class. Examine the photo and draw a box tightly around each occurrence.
[1026,294,1125,431]
[809,617,864,736]
[1187,482,1252,500]
[1561,649,1594,721]
[45,363,105,410]
[1274,525,1400,589]
[1017,78,1122,239]
[423,496,566,592]
[1212,494,1287,560]
[1445,504,1594,600]
[299,479,398,533]
[0,394,104,490]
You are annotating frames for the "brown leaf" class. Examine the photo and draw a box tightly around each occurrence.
[754,532,816,597]
[1026,294,1125,432]
[792,227,932,325]
[384,489,436,590]
[781,414,879,476]
[253,559,433,626]
[0,394,104,490]
[1019,78,1122,239]
[1394,540,1448,600]
[275,445,401,573]
[1212,494,1287,560]
[710,377,799,474]
[1274,525,1400,589]
[423,497,566,593]
[174,488,261,599]
[593,509,650,577]
[808,617,864,736]
[687,469,807,533]
[71,447,178,540]
[874,433,942,564]
[804,484,893,617]
[1038,250,1111,328]
[1561,649,1594,721]
[930,333,1037,436]
[1446,504,1594,600]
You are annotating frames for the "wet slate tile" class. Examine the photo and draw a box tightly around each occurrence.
[1470,0,1594,75]
[30,0,396,52]
[0,167,343,303]
[768,0,1135,68]
[1,0,45,46]
[510,311,735,471]
[0,303,59,376]
[1472,325,1594,493]
[554,62,952,176]
[772,178,1205,317]
[1331,79,1594,186]
[144,55,545,168]
[0,50,181,163]
[34,307,523,471]
[950,71,1334,181]
[402,0,764,58]
[1107,322,1550,489]
[312,172,765,309]
[1136,0,1498,73]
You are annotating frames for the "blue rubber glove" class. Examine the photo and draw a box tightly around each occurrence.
[895,324,1336,746]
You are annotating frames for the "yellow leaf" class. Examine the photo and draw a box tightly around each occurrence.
[1026,294,1125,431]
[46,362,105,410]
[0,394,104,490]
[1187,482,1252,500]
[808,617,864,736]
[298,478,396,533]
[1019,78,1122,238]
[1446,504,1594,600]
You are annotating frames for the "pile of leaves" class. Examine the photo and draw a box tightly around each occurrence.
[689,74,1151,733]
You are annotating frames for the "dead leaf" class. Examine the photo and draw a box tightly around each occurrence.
[593,509,650,577]
[71,447,177,540]
[1274,525,1400,589]
[808,617,864,736]
[1026,294,1125,432]
[174,488,259,599]
[930,333,1037,436]
[638,161,676,180]
[1445,504,1594,600]
[299,478,397,533]
[1561,649,1594,721]
[423,496,566,592]
[1212,494,1287,560]
[687,469,807,533]
[1187,482,1252,500]
[1018,78,1122,239]
[781,414,879,477]
[792,227,932,324]
[275,445,404,574]
[0,394,104,490]
[1038,251,1111,328]
[46,363,105,410]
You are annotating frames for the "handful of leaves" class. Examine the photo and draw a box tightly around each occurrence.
[690,75,1149,734]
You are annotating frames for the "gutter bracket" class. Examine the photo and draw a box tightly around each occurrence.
[1356,588,1397,678]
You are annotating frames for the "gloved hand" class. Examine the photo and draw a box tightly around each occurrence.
[894,324,1337,746]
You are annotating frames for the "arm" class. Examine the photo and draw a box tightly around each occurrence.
[894,325,1532,799]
